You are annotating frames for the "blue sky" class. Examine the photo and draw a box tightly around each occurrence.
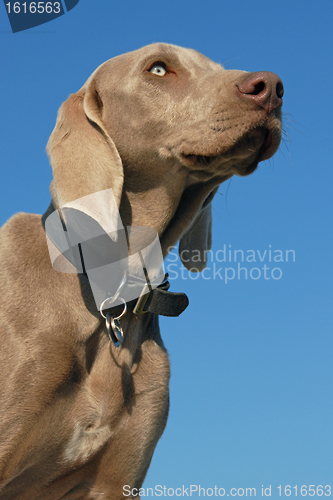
[1,0,333,496]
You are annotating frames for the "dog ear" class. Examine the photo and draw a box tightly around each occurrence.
[178,203,212,272]
[47,70,124,210]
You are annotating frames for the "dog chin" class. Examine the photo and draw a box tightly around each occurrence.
[236,127,282,176]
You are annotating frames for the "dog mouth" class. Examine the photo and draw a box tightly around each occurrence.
[180,124,281,176]
[242,128,276,175]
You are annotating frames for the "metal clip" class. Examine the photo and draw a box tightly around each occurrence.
[133,282,151,314]
[104,298,127,347]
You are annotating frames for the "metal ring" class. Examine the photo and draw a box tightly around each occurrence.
[105,311,125,347]
[111,317,125,343]
[113,297,127,320]
[105,313,121,346]
[100,271,127,318]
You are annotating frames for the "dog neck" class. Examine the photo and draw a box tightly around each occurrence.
[41,193,188,350]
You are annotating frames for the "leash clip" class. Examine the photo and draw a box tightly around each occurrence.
[100,273,127,347]
[105,305,126,347]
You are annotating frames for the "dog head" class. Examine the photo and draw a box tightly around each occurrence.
[47,43,283,272]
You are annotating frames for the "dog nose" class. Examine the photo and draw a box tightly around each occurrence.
[236,71,284,113]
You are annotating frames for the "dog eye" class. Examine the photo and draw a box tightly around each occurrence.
[149,63,167,76]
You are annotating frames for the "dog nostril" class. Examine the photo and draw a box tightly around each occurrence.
[250,81,266,96]
[276,81,284,98]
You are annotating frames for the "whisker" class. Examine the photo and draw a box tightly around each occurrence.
[280,138,293,170]
[282,128,291,142]
[283,122,308,138]
[225,177,233,215]
[282,113,308,137]
[219,56,241,69]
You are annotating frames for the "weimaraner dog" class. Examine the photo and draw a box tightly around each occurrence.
[0,43,283,499]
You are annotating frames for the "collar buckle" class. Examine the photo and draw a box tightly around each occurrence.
[133,283,152,314]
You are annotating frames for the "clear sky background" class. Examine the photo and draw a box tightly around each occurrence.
[1,0,333,497]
